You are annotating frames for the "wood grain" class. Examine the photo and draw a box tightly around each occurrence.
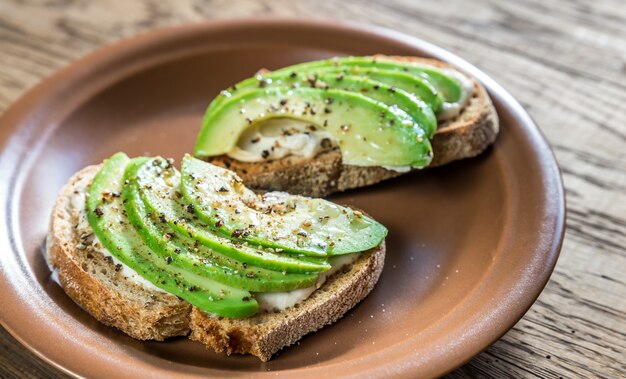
[0,0,624,377]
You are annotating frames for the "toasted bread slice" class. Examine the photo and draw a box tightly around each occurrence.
[190,244,385,361]
[47,165,191,340]
[208,56,499,197]
[47,165,385,360]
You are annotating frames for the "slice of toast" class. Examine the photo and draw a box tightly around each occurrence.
[208,56,499,197]
[47,165,385,360]
[190,244,385,361]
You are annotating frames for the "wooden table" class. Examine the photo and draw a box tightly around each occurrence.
[1,1,624,377]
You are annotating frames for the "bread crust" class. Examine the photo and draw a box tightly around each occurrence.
[189,243,385,361]
[47,166,191,341]
[208,56,499,197]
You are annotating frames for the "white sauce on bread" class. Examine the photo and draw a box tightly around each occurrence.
[227,118,336,162]
[255,253,359,312]
[436,68,475,121]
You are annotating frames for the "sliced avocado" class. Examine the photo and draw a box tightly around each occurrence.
[275,56,463,104]
[181,156,388,256]
[132,157,330,274]
[205,71,437,138]
[123,159,320,292]
[194,86,432,168]
[87,153,258,318]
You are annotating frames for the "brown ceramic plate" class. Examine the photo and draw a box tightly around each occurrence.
[0,19,564,378]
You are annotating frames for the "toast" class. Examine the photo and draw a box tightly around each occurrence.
[208,56,499,197]
[47,165,385,360]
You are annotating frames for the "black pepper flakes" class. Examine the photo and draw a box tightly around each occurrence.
[242,296,251,302]
[218,186,229,193]
[215,219,224,228]
[261,150,270,159]
[94,207,104,217]
[250,136,260,144]
[320,138,333,149]
[165,256,173,264]
[279,99,287,106]
[232,229,244,238]
[186,204,195,213]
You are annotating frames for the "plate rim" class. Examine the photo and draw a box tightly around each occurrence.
[0,18,565,378]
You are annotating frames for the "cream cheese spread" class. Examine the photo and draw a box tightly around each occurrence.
[255,253,359,312]
[436,68,475,121]
[227,118,336,162]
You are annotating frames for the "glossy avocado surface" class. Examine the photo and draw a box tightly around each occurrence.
[87,153,258,318]
[194,86,432,168]
[181,155,388,256]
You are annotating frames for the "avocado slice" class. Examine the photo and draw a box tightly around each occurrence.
[274,56,463,104]
[204,70,437,138]
[194,86,432,168]
[132,157,330,274]
[181,156,388,256]
[87,153,258,318]
[123,159,319,292]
